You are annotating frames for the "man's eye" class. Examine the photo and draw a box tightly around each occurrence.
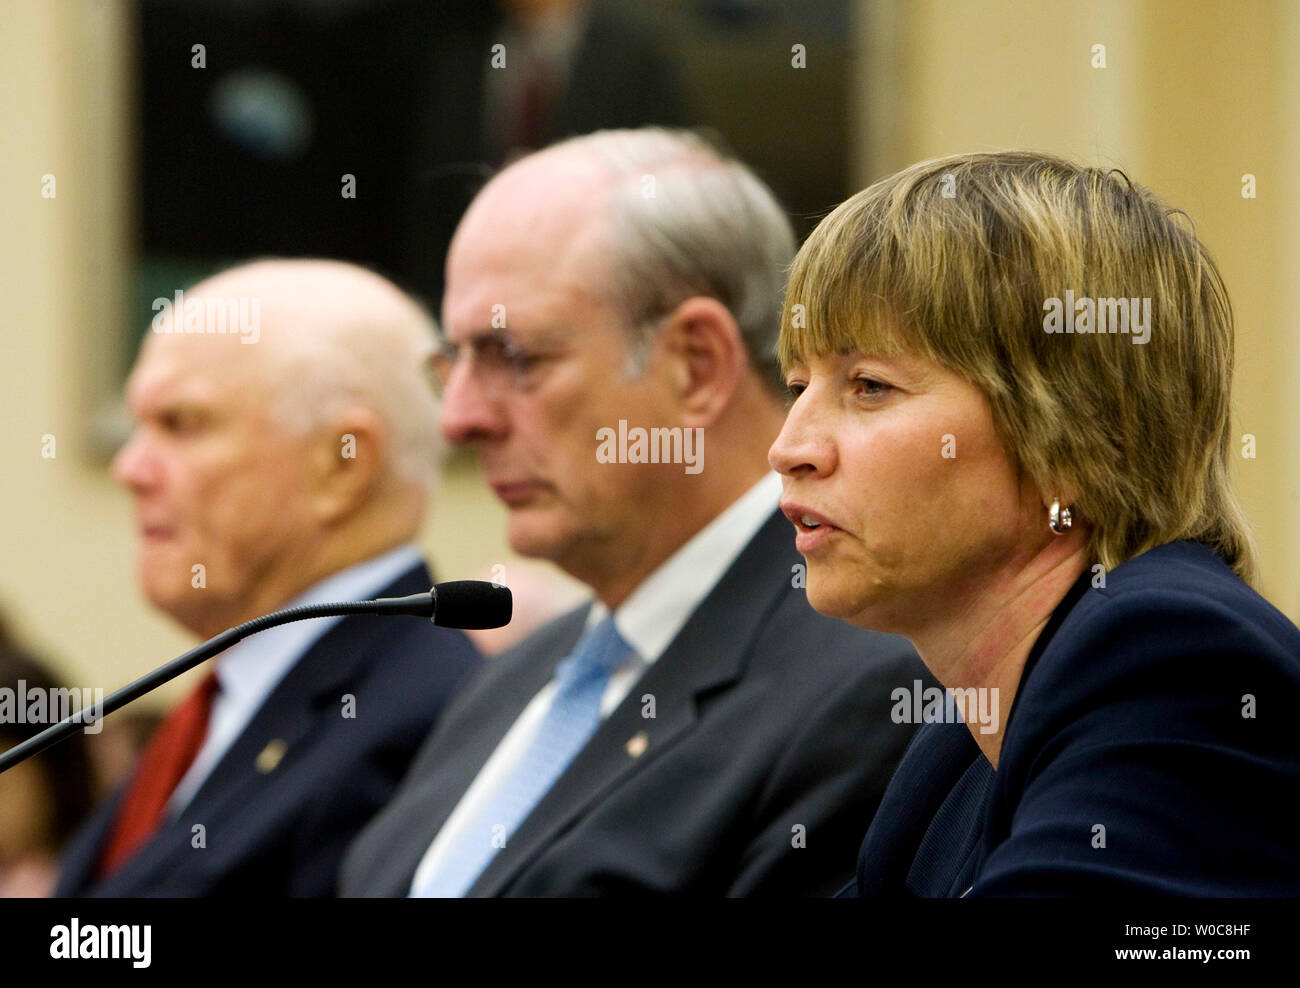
[784,382,806,404]
[160,410,204,434]
[479,339,510,362]
[479,337,536,368]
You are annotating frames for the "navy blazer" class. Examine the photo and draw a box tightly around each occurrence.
[55,562,481,897]
[340,511,927,897]
[852,541,1300,896]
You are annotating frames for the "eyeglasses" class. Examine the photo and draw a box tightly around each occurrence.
[426,331,565,399]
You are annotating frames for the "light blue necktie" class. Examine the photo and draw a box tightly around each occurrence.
[411,615,633,897]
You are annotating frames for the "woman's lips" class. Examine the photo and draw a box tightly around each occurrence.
[794,525,839,553]
[780,500,842,552]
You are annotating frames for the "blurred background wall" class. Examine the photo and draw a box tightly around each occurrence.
[2,0,1296,713]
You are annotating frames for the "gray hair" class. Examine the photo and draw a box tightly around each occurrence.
[554,128,797,393]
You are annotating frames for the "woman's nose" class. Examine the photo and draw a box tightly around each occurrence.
[768,392,834,478]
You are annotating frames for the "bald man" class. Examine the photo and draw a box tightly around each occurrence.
[55,259,481,897]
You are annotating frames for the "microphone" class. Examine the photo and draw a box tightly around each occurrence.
[0,581,511,775]
[370,580,513,629]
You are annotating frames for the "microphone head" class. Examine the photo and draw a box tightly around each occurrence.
[431,580,513,630]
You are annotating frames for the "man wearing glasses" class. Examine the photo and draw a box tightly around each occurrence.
[340,128,923,897]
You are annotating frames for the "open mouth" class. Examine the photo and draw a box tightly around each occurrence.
[781,501,836,531]
[780,501,842,551]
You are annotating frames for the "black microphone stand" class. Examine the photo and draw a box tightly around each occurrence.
[0,592,436,776]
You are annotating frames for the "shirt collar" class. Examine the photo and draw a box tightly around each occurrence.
[587,473,783,664]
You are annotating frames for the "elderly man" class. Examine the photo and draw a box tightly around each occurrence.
[341,128,925,897]
[55,259,481,897]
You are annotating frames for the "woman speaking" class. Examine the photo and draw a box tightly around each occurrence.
[769,150,1300,895]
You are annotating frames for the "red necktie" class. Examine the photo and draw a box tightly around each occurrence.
[96,669,221,878]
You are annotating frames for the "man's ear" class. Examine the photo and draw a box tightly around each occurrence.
[307,407,385,526]
[655,296,745,428]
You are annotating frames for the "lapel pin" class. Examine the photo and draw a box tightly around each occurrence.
[255,738,288,773]
[624,731,649,759]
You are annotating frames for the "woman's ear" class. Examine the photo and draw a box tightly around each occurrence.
[307,407,385,526]
[655,296,746,428]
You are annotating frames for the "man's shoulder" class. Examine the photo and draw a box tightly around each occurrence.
[284,576,483,737]
[346,619,481,691]
[497,603,592,665]
[327,556,483,679]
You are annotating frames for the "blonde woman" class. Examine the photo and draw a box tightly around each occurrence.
[769,151,1300,895]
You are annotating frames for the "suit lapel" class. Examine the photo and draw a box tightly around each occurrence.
[186,563,435,811]
[94,563,435,892]
[470,510,795,896]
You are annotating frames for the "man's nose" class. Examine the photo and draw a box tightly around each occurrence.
[438,361,510,446]
[111,431,160,491]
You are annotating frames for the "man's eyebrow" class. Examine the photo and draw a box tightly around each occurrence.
[440,328,513,346]
[445,328,574,350]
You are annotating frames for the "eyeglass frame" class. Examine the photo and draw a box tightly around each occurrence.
[425,310,676,400]
[425,329,573,400]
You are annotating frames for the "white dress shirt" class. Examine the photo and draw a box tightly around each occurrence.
[409,473,782,895]
[167,544,425,814]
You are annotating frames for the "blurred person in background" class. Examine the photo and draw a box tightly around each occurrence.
[0,633,96,898]
[55,259,481,897]
[769,151,1300,895]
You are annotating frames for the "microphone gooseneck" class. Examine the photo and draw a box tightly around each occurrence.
[0,581,512,775]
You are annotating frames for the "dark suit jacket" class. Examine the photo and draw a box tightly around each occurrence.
[55,563,481,897]
[852,541,1300,896]
[340,512,925,897]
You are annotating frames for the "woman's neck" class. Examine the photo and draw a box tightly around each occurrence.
[905,537,1091,768]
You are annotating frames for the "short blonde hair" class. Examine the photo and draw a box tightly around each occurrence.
[780,150,1255,582]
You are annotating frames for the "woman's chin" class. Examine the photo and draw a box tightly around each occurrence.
[806,571,896,632]
[805,575,868,622]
